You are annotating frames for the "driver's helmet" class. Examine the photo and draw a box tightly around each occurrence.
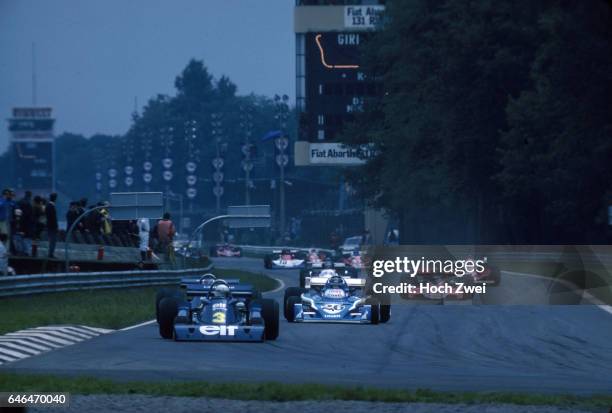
[323,275,348,298]
[200,273,217,285]
[212,283,231,298]
[281,248,291,255]
[322,259,334,269]
[319,269,337,278]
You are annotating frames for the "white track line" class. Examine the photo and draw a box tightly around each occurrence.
[268,277,286,294]
[0,325,112,366]
[120,319,156,331]
[504,270,612,317]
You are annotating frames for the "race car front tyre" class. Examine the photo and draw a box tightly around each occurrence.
[156,288,182,323]
[380,304,391,323]
[260,299,279,340]
[264,255,272,269]
[284,287,305,320]
[286,296,300,322]
[159,296,182,339]
[209,247,217,257]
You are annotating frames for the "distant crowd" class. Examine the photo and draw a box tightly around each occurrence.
[0,189,60,275]
[0,188,178,275]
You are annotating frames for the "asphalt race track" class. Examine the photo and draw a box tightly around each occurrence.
[2,257,612,394]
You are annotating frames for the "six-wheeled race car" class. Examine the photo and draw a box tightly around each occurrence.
[209,243,242,257]
[284,274,390,324]
[263,248,307,269]
[156,274,279,342]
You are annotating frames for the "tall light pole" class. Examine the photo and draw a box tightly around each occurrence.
[240,105,254,205]
[211,113,224,213]
[184,120,200,212]
[274,94,290,239]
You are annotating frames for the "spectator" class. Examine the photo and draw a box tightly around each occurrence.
[330,231,340,251]
[361,229,373,246]
[0,189,15,242]
[86,204,103,235]
[32,195,46,240]
[46,193,58,259]
[66,202,81,231]
[150,221,159,252]
[100,204,112,235]
[138,218,150,262]
[17,191,34,254]
[157,213,176,262]
[11,209,28,255]
[0,233,8,275]
[77,198,88,233]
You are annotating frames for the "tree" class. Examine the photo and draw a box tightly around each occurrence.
[498,1,612,243]
[342,0,542,243]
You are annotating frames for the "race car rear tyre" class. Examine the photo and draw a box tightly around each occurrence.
[156,288,182,323]
[366,299,380,325]
[380,304,391,323]
[159,296,182,339]
[264,255,272,269]
[286,296,300,322]
[284,287,305,320]
[209,247,218,257]
[260,299,279,340]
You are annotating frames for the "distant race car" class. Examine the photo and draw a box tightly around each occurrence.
[400,262,501,301]
[340,249,364,269]
[209,243,242,257]
[298,261,356,288]
[284,275,390,324]
[156,274,278,342]
[264,248,306,269]
[303,248,332,267]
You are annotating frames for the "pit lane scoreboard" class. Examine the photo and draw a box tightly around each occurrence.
[7,107,55,193]
[295,2,384,159]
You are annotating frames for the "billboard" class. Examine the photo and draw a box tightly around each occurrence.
[109,192,164,220]
[226,205,271,229]
[8,107,55,193]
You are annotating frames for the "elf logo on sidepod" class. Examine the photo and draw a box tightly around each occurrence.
[199,325,238,336]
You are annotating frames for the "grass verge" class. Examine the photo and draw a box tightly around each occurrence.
[0,372,610,408]
[0,268,279,335]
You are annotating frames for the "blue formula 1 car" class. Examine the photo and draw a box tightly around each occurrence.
[283,275,390,324]
[156,276,279,342]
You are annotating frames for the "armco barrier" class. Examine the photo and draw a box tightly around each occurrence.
[236,245,334,256]
[0,265,213,298]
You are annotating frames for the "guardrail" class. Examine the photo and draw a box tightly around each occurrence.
[0,265,213,298]
[236,245,335,256]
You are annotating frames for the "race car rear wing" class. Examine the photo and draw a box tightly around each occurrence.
[309,262,346,269]
[306,277,365,288]
[271,249,300,254]
[184,283,255,297]
[180,278,240,288]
